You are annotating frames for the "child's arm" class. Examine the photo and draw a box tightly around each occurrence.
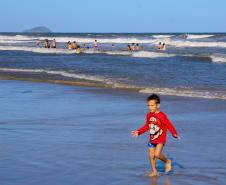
[137,123,149,135]
[131,123,149,137]
[131,115,149,137]
[162,114,179,139]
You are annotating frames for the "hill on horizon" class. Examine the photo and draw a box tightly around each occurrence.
[23,26,52,33]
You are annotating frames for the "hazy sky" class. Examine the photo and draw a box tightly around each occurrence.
[0,0,225,33]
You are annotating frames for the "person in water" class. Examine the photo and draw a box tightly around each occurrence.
[127,45,132,51]
[76,46,81,54]
[72,41,78,49]
[161,43,166,50]
[93,40,98,49]
[135,43,140,51]
[111,44,115,49]
[131,43,135,51]
[44,39,50,48]
[131,94,179,177]
[83,43,89,49]
[157,42,162,49]
[51,39,56,48]
[67,41,73,49]
[158,42,166,51]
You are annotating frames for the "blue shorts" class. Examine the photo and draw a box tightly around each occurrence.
[147,142,157,148]
[147,142,165,148]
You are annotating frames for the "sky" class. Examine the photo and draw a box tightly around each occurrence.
[0,0,225,33]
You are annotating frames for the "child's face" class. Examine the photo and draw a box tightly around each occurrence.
[147,100,160,113]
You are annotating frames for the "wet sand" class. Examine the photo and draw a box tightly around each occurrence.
[0,80,226,185]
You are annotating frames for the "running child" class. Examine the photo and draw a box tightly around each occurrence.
[131,94,179,176]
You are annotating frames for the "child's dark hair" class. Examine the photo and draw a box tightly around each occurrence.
[147,94,160,104]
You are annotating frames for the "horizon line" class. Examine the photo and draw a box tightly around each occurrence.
[0,31,226,34]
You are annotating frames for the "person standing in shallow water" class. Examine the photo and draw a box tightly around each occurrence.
[44,39,50,48]
[127,45,132,51]
[131,94,179,176]
[93,40,98,49]
[51,39,56,48]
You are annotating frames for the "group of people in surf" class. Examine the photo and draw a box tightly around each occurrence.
[127,43,144,51]
[67,41,81,54]
[67,41,79,49]
[157,42,167,51]
[36,38,167,53]
[127,42,166,51]
[36,39,56,48]
[67,40,97,50]
[66,40,99,54]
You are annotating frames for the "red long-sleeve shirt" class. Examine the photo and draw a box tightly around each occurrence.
[137,111,177,144]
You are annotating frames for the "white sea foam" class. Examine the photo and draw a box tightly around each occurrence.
[84,50,175,58]
[210,54,226,63]
[186,34,214,39]
[152,35,174,39]
[0,35,34,40]
[2,45,226,63]
[132,51,175,58]
[83,49,131,56]
[0,35,36,43]
[38,36,157,44]
[0,67,114,84]
[0,45,132,56]
[0,46,75,54]
[168,40,226,48]
[139,87,226,100]
[0,45,174,58]
[0,67,138,89]
[0,34,158,44]
[0,67,226,100]
[1,34,226,49]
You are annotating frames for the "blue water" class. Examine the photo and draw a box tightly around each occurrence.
[0,32,226,99]
[1,32,226,185]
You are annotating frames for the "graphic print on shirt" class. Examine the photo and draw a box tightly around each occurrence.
[149,117,163,141]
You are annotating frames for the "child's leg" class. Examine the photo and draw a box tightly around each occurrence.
[154,144,172,172]
[148,147,158,176]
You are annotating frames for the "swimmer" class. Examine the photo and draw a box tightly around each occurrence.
[128,45,132,51]
[76,46,81,54]
[67,41,73,49]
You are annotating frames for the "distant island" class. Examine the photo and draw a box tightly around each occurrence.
[23,26,52,33]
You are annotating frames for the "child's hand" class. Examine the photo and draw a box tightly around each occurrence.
[173,134,181,140]
[131,130,139,137]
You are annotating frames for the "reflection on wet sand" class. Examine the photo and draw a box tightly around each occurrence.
[149,176,171,185]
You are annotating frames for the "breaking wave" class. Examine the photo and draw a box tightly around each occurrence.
[186,34,214,39]
[210,54,226,63]
[0,67,226,100]
[1,45,226,63]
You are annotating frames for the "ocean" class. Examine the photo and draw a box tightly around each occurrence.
[0,33,226,185]
[0,32,226,99]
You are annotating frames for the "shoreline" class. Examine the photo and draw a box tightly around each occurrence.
[1,75,226,100]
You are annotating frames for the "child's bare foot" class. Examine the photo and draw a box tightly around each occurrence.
[146,171,159,177]
[165,159,172,172]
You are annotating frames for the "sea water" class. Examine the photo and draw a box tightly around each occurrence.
[0,32,226,99]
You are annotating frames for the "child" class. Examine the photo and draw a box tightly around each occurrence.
[131,94,179,176]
